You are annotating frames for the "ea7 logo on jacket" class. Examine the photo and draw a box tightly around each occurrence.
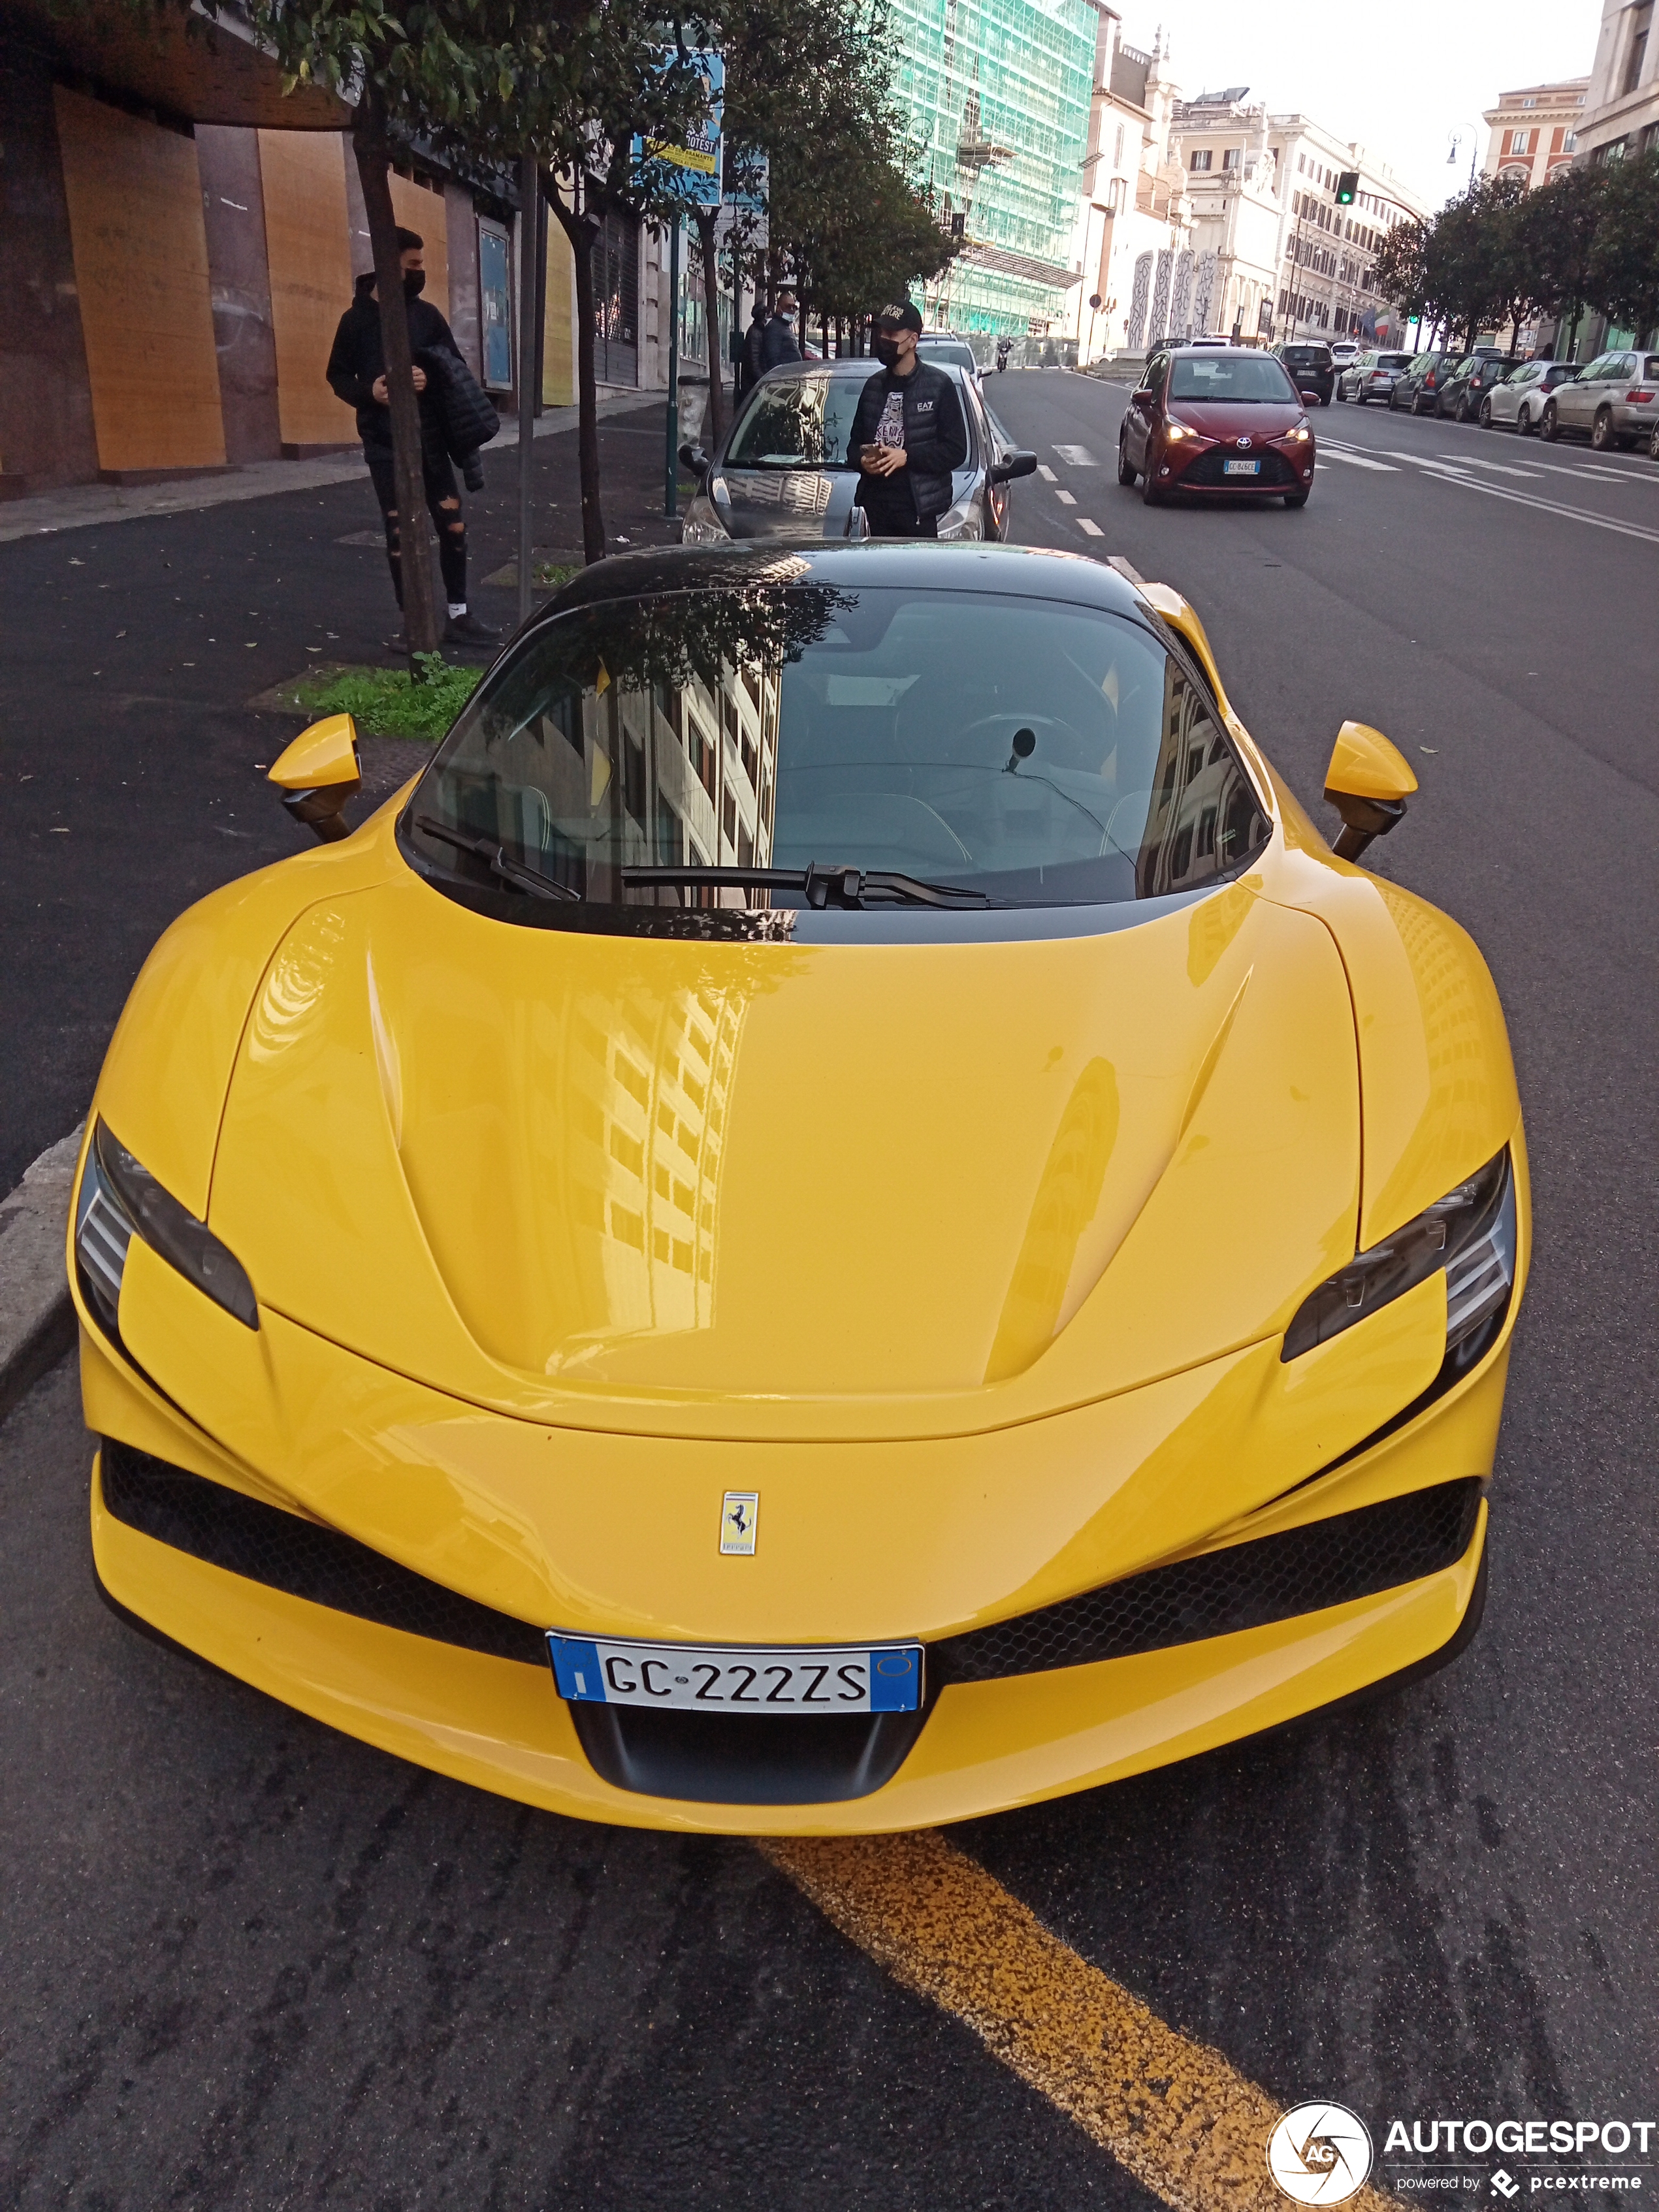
[915,399,936,413]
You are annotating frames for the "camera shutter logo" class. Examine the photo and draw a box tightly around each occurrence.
[1268,2103,1375,2204]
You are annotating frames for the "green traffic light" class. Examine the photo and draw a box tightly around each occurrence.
[1335,170,1359,205]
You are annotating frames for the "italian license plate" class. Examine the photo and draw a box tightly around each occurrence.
[1223,457,1261,475]
[547,1633,924,1715]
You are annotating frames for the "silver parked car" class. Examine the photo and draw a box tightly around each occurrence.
[678,359,1035,546]
[1338,349,1413,404]
[1540,349,1659,449]
[1481,358,1581,434]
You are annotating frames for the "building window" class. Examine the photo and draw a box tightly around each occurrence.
[1623,3,1651,95]
[1114,123,1125,167]
[1189,149,1212,171]
[1521,95,1537,107]
[1511,129,1531,154]
[1564,130,1579,150]
[1108,176,1125,212]
[1221,147,1241,169]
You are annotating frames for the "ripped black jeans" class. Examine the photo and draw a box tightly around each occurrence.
[364,443,468,609]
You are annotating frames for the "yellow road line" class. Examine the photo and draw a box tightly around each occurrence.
[764,1829,1394,2212]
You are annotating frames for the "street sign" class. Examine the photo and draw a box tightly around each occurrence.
[634,48,724,207]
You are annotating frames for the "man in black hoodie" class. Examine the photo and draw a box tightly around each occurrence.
[325,229,498,649]
[849,300,968,537]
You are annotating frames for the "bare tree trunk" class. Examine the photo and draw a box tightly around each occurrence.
[693,206,726,446]
[548,177,606,564]
[351,89,440,658]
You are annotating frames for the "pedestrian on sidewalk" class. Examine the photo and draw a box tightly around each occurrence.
[758,291,802,375]
[850,300,968,539]
[325,228,499,652]
[738,301,767,398]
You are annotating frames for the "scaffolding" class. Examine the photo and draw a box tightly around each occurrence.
[890,0,1095,333]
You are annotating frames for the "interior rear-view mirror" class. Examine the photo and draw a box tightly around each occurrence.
[1323,719,1418,862]
[989,450,1039,484]
[268,711,361,844]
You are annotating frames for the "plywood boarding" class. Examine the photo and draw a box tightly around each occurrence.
[390,173,448,315]
[53,88,225,472]
[258,129,353,447]
[545,223,575,406]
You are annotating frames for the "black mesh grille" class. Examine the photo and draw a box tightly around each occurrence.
[99,1440,547,1666]
[1180,446,1297,489]
[930,1479,1483,1686]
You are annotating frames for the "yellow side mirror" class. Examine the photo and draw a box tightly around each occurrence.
[1138,581,1232,717]
[267,713,361,843]
[1323,719,1417,862]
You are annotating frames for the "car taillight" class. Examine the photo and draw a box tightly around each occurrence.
[1629,389,1655,402]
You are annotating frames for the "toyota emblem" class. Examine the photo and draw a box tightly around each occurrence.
[1236,436,1253,449]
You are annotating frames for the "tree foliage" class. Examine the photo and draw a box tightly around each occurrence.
[1374,155,1659,355]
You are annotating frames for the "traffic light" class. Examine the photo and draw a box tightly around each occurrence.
[1335,170,1359,205]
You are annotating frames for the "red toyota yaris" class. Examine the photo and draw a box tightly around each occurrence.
[1118,344,1319,509]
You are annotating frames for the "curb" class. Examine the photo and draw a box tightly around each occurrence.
[0,1125,82,1426]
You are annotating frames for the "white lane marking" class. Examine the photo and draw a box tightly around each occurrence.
[1106,554,1144,583]
[1318,448,1396,470]
[1077,517,1104,536]
[1436,454,1545,479]
[1037,464,1058,482]
[1052,443,1097,466]
[1406,462,1659,544]
[1054,488,1077,506]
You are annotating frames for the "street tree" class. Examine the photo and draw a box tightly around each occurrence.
[1370,218,1430,345]
[1528,163,1610,358]
[1586,149,1659,345]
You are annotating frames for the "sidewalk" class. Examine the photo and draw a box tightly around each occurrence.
[0,391,664,546]
[0,397,698,1194]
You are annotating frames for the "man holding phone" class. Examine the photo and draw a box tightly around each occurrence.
[850,300,969,537]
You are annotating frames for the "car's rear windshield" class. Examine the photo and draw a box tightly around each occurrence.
[1170,355,1300,402]
[402,583,1271,931]
[920,341,978,372]
[1377,353,1411,369]
[1281,347,1330,364]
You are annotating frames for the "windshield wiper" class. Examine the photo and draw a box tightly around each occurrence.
[620,862,994,910]
[412,813,581,902]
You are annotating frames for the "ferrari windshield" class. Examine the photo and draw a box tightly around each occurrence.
[404,581,1270,924]
[1170,355,1300,403]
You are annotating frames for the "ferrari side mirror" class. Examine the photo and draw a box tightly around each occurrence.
[268,712,361,843]
[1323,719,1418,861]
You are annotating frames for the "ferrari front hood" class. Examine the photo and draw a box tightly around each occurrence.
[208,871,1361,1437]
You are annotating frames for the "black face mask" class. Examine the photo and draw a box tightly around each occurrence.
[404,270,426,300]
[874,336,901,368]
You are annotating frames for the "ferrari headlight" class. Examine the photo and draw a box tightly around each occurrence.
[1282,1149,1515,1362]
[681,493,730,547]
[74,1120,259,1335]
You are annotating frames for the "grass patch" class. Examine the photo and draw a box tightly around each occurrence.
[534,560,579,588]
[266,654,483,741]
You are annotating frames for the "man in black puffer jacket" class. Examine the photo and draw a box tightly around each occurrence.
[849,299,969,537]
[325,228,498,649]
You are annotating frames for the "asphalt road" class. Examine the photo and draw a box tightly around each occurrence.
[2,369,1655,2206]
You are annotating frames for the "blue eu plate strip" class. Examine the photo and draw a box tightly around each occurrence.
[548,1637,605,1702]
[869,1648,921,1712]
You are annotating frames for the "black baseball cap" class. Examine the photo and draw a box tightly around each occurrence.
[876,300,924,333]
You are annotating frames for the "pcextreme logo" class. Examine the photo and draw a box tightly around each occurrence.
[1268,2104,1376,2204]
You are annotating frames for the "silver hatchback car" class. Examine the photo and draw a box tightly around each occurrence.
[679,359,1035,546]
[1338,349,1413,404]
[1540,349,1659,449]
[1483,358,1583,434]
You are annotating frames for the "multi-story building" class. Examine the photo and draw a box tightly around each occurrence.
[1481,79,1590,185]
[1576,0,1659,161]
[1061,11,1192,361]
[1167,95,1426,348]
[890,0,1098,335]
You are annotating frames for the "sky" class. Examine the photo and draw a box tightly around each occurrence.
[1149,0,1599,208]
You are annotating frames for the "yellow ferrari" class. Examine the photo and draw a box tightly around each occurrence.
[72,543,1526,1832]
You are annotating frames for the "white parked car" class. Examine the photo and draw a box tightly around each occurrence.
[1483,359,1582,434]
[1539,349,1659,448]
[1329,340,1361,372]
